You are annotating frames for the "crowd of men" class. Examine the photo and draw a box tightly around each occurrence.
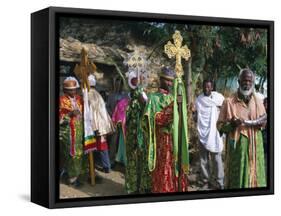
[59,67,267,193]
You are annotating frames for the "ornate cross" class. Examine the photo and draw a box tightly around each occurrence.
[164,30,191,78]
[127,52,145,70]
[73,47,97,186]
[126,51,148,86]
[74,47,97,91]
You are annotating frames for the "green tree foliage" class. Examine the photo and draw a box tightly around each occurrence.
[60,17,268,94]
[142,23,267,78]
[138,22,267,95]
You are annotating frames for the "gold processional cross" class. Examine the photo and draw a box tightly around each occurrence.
[73,47,97,186]
[74,47,97,91]
[164,30,191,79]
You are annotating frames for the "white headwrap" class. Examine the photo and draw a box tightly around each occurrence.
[63,76,80,89]
[128,71,138,89]
[88,74,96,87]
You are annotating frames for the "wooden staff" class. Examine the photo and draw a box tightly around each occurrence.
[88,152,95,185]
[74,47,97,186]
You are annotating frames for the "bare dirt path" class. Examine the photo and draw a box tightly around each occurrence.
[60,160,213,199]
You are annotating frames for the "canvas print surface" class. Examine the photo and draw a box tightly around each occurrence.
[58,15,269,199]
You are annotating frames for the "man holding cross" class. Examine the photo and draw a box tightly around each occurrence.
[142,30,190,193]
[142,67,189,193]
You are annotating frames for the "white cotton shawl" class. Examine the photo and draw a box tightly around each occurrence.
[88,88,115,136]
[195,91,224,153]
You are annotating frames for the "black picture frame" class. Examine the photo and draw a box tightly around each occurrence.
[31,6,274,208]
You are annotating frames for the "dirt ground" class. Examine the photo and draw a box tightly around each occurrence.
[60,160,213,199]
[60,165,127,199]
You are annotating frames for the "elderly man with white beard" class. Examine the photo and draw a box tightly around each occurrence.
[217,68,267,189]
[195,79,225,190]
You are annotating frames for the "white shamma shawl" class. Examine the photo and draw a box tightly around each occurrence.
[88,88,115,136]
[195,91,224,153]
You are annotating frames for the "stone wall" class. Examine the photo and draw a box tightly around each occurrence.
[59,18,175,92]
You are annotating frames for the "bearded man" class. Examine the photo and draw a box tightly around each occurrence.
[217,69,267,189]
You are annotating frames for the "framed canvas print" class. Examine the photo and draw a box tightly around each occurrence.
[31,6,274,208]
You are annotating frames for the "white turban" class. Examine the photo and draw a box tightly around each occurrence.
[63,76,80,89]
[128,71,138,89]
[88,74,96,87]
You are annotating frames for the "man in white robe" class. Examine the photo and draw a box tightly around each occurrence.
[88,75,115,173]
[195,79,225,189]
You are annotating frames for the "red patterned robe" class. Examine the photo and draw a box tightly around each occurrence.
[59,95,83,157]
[145,89,188,193]
[59,94,85,178]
